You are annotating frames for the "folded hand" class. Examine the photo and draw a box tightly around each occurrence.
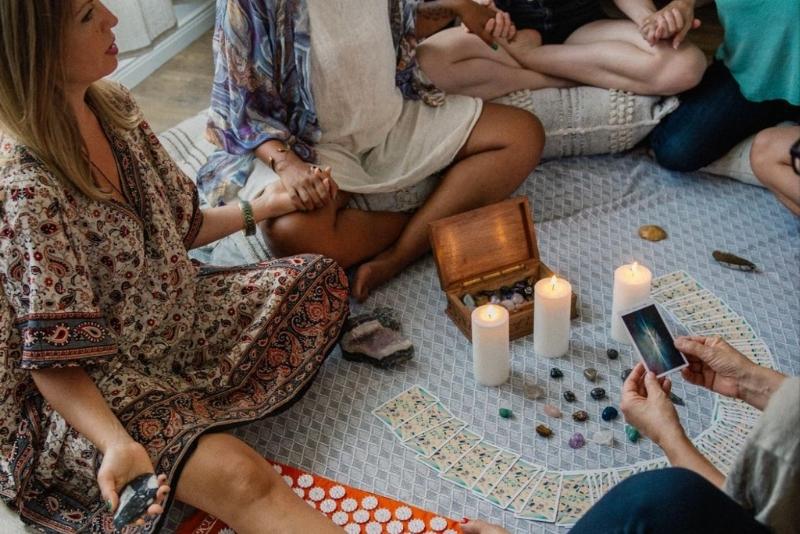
[639,0,700,49]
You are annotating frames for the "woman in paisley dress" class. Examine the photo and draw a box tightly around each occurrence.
[0,1,349,532]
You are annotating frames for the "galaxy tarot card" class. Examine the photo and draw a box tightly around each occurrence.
[621,303,688,378]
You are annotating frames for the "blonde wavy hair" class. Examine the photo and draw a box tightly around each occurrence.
[0,1,139,199]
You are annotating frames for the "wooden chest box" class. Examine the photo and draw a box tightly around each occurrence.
[429,197,578,341]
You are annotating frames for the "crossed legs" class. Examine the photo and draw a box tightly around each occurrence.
[417,27,573,101]
[175,434,343,534]
[264,103,543,301]
[418,20,706,99]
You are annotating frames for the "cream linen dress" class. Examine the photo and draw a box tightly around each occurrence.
[241,0,483,212]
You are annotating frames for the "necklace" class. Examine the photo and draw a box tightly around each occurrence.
[89,158,126,201]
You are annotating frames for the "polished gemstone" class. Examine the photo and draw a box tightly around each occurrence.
[490,294,501,304]
[621,368,633,381]
[583,368,598,382]
[511,292,525,305]
[526,384,545,400]
[568,432,586,449]
[543,404,562,418]
[669,392,685,406]
[462,294,476,310]
[639,224,668,242]
[500,286,514,300]
[500,299,516,312]
[625,424,641,443]
[550,368,564,379]
[591,430,614,446]
[475,295,489,306]
[601,406,619,421]
[572,410,589,422]
[590,387,606,400]
[563,390,577,402]
[535,424,553,438]
[499,408,513,419]
[113,474,159,530]
[607,348,619,360]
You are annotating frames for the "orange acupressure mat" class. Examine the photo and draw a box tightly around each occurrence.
[176,461,464,534]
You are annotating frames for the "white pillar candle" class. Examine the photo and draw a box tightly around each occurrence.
[533,275,572,358]
[611,262,653,343]
[471,304,510,386]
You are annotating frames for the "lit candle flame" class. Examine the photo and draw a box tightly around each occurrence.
[550,275,558,291]
[630,261,639,275]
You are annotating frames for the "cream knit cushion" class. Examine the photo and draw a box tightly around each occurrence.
[494,87,679,159]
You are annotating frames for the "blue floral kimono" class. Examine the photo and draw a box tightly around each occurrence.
[198,0,444,208]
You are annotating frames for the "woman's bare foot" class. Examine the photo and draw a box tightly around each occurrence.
[496,28,542,62]
[461,519,511,534]
[351,252,404,302]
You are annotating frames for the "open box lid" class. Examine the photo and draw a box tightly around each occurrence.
[428,197,541,292]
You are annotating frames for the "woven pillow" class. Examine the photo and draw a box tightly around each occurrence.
[494,87,679,159]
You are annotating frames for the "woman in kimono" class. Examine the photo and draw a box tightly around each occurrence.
[198,0,545,301]
[0,1,349,532]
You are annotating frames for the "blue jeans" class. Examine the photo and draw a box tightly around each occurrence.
[650,60,800,172]
[572,468,771,534]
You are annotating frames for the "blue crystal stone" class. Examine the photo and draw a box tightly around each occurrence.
[601,406,619,421]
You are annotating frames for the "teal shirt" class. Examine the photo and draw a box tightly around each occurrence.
[715,0,800,105]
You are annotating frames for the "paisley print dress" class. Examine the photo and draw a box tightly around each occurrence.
[0,89,349,533]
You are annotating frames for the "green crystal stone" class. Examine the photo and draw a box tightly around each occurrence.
[499,408,513,419]
[625,424,641,443]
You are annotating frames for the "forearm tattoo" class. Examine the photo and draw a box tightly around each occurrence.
[418,4,458,22]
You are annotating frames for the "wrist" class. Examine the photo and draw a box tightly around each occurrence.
[622,2,657,26]
[257,140,295,174]
[738,365,785,410]
[655,424,688,451]
[98,432,135,455]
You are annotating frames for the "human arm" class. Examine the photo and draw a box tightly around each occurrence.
[675,336,786,411]
[0,173,168,524]
[253,140,336,212]
[613,0,660,27]
[621,363,725,487]
[30,368,170,521]
[415,0,503,45]
[205,0,323,209]
[188,173,335,248]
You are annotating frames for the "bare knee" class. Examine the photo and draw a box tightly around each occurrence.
[193,436,279,511]
[208,451,279,515]
[502,106,545,172]
[652,45,706,95]
[262,207,340,261]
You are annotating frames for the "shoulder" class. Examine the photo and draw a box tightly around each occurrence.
[108,82,144,117]
[1,148,67,216]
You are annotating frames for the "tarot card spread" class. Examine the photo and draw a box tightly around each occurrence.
[373,276,775,525]
[372,385,437,429]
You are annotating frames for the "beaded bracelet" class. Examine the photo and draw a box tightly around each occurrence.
[238,199,256,236]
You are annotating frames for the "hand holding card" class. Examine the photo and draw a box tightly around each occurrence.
[620,364,685,447]
[621,303,688,377]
